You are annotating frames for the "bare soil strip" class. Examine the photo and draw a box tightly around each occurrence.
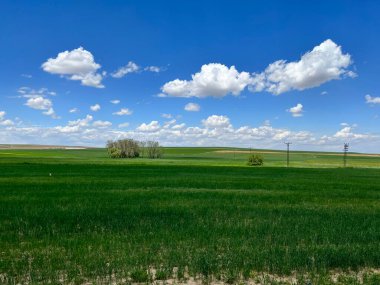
[213,150,380,157]
[0,144,88,150]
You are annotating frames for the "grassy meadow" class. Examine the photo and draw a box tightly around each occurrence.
[0,147,380,284]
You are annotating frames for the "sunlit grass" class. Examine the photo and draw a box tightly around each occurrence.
[0,148,379,284]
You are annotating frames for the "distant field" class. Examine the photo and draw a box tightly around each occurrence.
[0,147,379,168]
[0,144,89,150]
[0,148,380,284]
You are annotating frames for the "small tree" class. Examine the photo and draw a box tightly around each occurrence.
[109,147,121,158]
[146,140,163,159]
[106,139,162,159]
[139,141,146,158]
[106,139,140,158]
[247,154,263,166]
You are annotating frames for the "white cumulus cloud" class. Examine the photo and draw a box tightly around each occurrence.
[184,102,200,112]
[93,120,112,128]
[202,115,232,129]
[365,94,380,104]
[136,121,160,132]
[113,108,133,116]
[0,111,14,126]
[161,63,251,98]
[90,104,101,112]
[250,39,354,95]
[161,40,354,98]
[333,124,369,139]
[0,119,14,126]
[25,96,57,118]
[110,100,120,104]
[288,103,304,117]
[42,47,104,88]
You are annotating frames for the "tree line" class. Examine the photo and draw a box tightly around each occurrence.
[106,139,163,159]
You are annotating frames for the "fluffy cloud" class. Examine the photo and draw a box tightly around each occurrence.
[90,104,101,112]
[113,108,133,116]
[136,121,160,132]
[161,63,251,98]
[25,96,57,118]
[42,47,104,88]
[333,124,369,139]
[68,115,93,127]
[17,87,58,118]
[184,102,200,112]
[69,108,79,113]
[202,115,232,129]
[161,40,354,98]
[288,103,304,117]
[0,119,14,126]
[25,96,52,110]
[111,61,140,78]
[54,115,93,133]
[250,39,354,95]
[110,100,120,104]
[93,120,112,128]
[365,95,380,104]
[0,111,14,126]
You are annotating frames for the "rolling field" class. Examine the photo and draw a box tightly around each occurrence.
[1,148,380,284]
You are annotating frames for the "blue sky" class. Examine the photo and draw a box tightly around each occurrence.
[1,0,380,152]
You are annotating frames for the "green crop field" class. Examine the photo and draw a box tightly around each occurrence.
[1,148,380,284]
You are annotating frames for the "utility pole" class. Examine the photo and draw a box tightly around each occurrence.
[343,143,349,167]
[285,142,292,167]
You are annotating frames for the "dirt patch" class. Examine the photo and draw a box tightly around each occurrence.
[0,144,88,150]
[213,150,380,157]
[214,150,280,154]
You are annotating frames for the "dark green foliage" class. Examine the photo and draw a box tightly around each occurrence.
[155,268,171,280]
[247,153,264,166]
[130,269,150,282]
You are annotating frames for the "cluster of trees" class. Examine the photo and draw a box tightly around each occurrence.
[106,139,163,159]
[247,153,263,166]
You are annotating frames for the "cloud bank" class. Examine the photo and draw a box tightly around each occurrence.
[1,114,377,152]
[161,39,354,97]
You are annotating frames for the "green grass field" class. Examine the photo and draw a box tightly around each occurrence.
[1,148,380,284]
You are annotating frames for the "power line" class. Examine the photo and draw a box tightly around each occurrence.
[284,142,292,167]
[343,143,349,167]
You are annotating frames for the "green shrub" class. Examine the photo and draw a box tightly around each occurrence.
[108,147,121,158]
[130,269,150,282]
[247,154,263,166]
[155,268,170,280]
